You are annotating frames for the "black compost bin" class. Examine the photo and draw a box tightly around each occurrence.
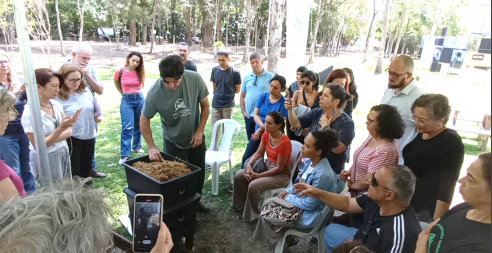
[123,152,200,209]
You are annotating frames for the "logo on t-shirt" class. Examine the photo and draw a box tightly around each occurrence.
[173,98,191,119]
[376,228,380,234]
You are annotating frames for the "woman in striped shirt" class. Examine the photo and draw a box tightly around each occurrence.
[340,104,405,197]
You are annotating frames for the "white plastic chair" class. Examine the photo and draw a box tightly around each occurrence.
[262,140,303,201]
[274,176,347,253]
[205,119,241,195]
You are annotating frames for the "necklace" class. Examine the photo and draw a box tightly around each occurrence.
[40,103,52,109]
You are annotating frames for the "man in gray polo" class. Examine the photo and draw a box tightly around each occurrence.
[381,55,425,164]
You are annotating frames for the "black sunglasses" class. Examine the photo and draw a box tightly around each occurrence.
[371,173,394,193]
[300,80,311,85]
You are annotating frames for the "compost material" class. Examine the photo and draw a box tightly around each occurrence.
[133,161,191,182]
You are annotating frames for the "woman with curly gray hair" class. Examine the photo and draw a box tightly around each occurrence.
[0,89,27,202]
[403,94,465,223]
[0,178,174,253]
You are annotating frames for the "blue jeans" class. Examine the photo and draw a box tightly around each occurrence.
[0,133,36,194]
[325,224,358,252]
[120,93,144,158]
[244,117,256,142]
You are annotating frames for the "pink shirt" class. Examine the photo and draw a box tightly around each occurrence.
[0,159,27,197]
[114,67,143,94]
[350,136,399,185]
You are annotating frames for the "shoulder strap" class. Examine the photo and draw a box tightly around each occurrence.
[119,67,124,81]
[302,90,309,107]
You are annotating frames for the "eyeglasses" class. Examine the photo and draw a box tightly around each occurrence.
[371,173,395,194]
[409,114,428,126]
[385,69,408,79]
[300,80,311,85]
[366,117,377,125]
[0,60,10,65]
[68,78,82,84]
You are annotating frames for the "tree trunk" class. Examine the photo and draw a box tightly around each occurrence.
[150,0,158,54]
[142,24,148,45]
[375,0,391,75]
[185,6,192,45]
[243,0,253,62]
[77,0,86,41]
[217,3,223,42]
[401,17,410,55]
[392,1,407,60]
[362,0,381,63]
[267,0,286,74]
[54,0,65,56]
[129,0,137,46]
[309,0,324,64]
[265,0,271,58]
[225,4,230,46]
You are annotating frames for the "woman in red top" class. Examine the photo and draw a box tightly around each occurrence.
[0,89,27,201]
[233,111,292,222]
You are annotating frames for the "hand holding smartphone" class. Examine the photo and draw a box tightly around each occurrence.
[133,194,164,252]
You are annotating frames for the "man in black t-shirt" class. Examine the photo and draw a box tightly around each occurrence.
[210,51,242,151]
[294,165,421,253]
[178,42,197,72]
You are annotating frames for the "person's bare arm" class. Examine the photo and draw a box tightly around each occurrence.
[212,82,216,95]
[84,70,104,95]
[349,172,372,191]
[333,142,347,154]
[433,200,451,220]
[140,115,163,162]
[0,178,20,202]
[292,90,301,108]
[415,218,440,253]
[253,108,265,130]
[114,80,123,95]
[191,97,210,148]
[235,84,241,94]
[240,91,248,118]
[293,183,364,213]
[285,98,301,128]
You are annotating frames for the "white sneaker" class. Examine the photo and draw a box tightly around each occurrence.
[132,148,145,154]
[119,157,129,165]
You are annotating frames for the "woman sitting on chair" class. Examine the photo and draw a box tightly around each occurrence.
[253,129,339,245]
[232,112,292,222]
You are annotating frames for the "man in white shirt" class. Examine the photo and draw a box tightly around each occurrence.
[381,55,425,164]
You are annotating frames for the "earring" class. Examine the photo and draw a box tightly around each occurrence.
[332,110,336,115]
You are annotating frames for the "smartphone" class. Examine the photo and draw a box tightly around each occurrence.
[133,194,164,252]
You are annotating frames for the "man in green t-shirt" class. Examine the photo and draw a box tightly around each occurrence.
[140,55,210,213]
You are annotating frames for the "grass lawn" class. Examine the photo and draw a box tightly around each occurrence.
[90,54,490,252]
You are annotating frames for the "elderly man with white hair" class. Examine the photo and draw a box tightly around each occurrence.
[71,43,104,96]
[70,43,106,178]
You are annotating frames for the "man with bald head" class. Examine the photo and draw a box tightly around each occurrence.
[381,55,425,164]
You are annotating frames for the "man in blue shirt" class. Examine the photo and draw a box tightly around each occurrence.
[239,53,274,141]
[210,51,241,150]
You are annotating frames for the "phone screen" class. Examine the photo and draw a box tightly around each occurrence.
[133,194,163,252]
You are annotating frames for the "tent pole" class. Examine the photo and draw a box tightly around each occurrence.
[12,0,52,186]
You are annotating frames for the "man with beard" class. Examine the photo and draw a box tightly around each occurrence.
[177,42,197,72]
[381,55,425,164]
[70,43,107,178]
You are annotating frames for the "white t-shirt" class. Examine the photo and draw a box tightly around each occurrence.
[56,89,97,140]
[21,99,68,153]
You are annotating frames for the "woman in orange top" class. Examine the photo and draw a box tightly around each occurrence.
[232,111,292,222]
